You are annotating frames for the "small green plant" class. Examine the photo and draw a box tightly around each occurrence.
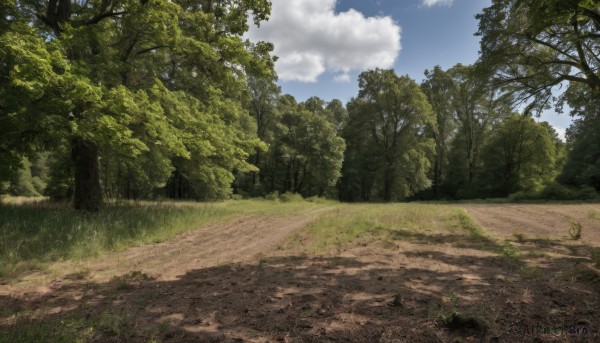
[569,221,582,240]
[257,257,267,275]
[299,309,314,318]
[588,210,600,221]
[158,320,170,333]
[499,241,522,263]
[519,266,543,280]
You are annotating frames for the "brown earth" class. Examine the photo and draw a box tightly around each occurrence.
[1,204,599,342]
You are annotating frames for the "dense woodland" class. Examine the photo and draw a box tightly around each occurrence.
[1,0,600,210]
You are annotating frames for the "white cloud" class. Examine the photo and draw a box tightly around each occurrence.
[247,0,401,83]
[333,73,351,83]
[555,127,566,142]
[421,0,453,7]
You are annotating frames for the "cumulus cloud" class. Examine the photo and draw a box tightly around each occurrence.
[247,0,401,83]
[421,0,453,7]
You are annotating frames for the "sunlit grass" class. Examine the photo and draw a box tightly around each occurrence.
[286,203,463,254]
[0,198,321,278]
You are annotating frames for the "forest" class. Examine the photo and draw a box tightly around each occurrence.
[2,0,599,210]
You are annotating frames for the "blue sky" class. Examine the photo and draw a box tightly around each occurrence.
[247,0,573,137]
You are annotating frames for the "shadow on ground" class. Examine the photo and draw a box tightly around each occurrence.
[1,250,599,343]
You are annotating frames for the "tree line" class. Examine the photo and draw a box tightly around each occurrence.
[1,0,599,210]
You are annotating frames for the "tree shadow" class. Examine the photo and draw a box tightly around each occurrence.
[1,253,599,342]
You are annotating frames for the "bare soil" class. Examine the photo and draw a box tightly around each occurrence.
[1,204,599,342]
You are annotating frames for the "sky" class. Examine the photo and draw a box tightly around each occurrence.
[247,0,573,139]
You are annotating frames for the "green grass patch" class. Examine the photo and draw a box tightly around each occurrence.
[0,199,321,278]
[288,203,464,254]
[589,209,600,221]
[0,314,86,343]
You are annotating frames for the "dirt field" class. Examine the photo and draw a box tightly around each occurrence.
[1,203,599,342]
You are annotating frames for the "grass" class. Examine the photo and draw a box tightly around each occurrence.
[285,203,501,255]
[285,203,458,254]
[588,209,600,220]
[0,198,320,278]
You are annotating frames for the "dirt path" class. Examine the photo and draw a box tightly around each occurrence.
[462,203,600,244]
[8,206,332,291]
[2,204,599,342]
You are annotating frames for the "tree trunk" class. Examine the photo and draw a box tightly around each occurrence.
[251,149,260,185]
[433,159,440,199]
[383,167,394,202]
[72,138,102,211]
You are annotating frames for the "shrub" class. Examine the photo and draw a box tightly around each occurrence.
[279,192,304,202]
[569,221,582,240]
[264,191,280,201]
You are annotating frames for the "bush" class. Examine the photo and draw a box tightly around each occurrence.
[574,186,598,200]
[539,183,576,200]
[279,192,304,202]
[264,191,280,201]
[305,196,329,203]
[508,183,598,201]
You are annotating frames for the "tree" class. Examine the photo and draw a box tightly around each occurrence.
[476,0,600,114]
[444,64,512,198]
[480,115,557,196]
[421,66,456,199]
[325,99,348,133]
[1,0,273,209]
[343,69,435,202]
[262,95,344,197]
[245,74,280,188]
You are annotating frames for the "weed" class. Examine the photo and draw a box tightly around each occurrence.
[498,241,522,264]
[158,320,170,333]
[299,309,314,318]
[257,257,267,275]
[569,220,582,240]
[525,250,547,258]
[519,266,543,280]
[114,271,151,290]
[434,292,487,333]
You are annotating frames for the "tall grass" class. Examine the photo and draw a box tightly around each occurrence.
[0,199,319,278]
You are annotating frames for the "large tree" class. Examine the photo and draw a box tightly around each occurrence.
[441,64,512,198]
[480,114,557,196]
[1,0,273,209]
[421,66,456,199]
[477,0,600,113]
[343,69,435,202]
[260,95,345,197]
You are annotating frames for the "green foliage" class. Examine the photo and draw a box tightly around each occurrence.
[421,66,457,199]
[251,94,345,198]
[1,0,275,209]
[508,183,598,201]
[477,0,600,113]
[559,109,600,192]
[480,115,557,196]
[341,69,435,201]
